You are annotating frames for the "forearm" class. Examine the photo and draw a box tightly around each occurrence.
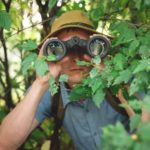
[0,80,46,149]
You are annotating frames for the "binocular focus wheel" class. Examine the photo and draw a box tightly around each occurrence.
[43,39,67,61]
[87,35,111,58]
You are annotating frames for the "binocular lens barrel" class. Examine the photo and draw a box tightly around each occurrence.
[43,36,110,61]
[87,36,110,58]
[43,39,66,60]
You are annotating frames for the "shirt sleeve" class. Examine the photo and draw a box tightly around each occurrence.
[35,90,52,123]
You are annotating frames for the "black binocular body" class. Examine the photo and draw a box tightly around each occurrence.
[43,35,111,61]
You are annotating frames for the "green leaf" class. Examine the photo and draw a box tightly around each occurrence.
[31,129,45,141]
[144,0,150,7]
[69,84,91,101]
[113,69,132,85]
[128,40,140,56]
[59,74,68,82]
[91,56,101,65]
[90,77,103,94]
[0,107,6,120]
[139,45,150,58]
[48,0,57,10]
[0,10,11,30]
[46,54,57,61]
[133,59,150,74]
[34,58,49,76]
[113,53,126,70]
[133,0,142,10]
[129,78,140,96]
[22,53,37,75]
[130,114,141,131]
[110,21,136,46]
[19,40,38,51]
[89,68,99,78]
[102,122,133,149]
[138,123,150,141]
[92,88,105,107]
[90,7,104,21]
[128,100,143,111]
[49,77,58,95]
[76,60,91,66]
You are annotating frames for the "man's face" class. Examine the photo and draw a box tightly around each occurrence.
[56,29,92,87]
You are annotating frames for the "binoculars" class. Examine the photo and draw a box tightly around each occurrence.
[43,35,111,61]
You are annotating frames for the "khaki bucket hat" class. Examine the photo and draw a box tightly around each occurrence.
[41,10,101,44]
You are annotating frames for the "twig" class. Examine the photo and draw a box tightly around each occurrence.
[7,18,52,39]
[0,76,5,89]
[117,88,135,117]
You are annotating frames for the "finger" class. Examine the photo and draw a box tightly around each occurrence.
[48,62,62,79]
[83,54,91,61]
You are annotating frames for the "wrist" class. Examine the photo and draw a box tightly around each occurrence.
[32,79,49,94]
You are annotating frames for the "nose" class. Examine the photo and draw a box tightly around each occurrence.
[68,49,84,61]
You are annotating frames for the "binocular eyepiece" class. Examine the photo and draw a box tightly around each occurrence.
[43,35,111,61]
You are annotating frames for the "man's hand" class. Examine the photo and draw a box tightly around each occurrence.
[36,38,62,91]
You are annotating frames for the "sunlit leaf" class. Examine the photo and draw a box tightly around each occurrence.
[89,68,99,78]
[113,53,127,70]
[129,78,140,96]
[19,40,38,51]
[91,56,101,65]
[90,77,103,94]
[47,54,57,61]
[76,60,91,66]
[49,77,58,96]
[34,58,49,76]
[92,88,105,107]
[110,21,136,45]
[59,74,68,82]
[113,69,132,85]
[133,59,150,74]
[102,122,133,149]
[22,53,37,75]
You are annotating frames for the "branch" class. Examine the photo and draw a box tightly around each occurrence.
[0,95,5,100]
[6,18,52,39]
[0,28,14,108]
[2,0,12,12]
[117,89,135,117]
[0,75,5,89]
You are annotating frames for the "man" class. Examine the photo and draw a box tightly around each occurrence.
[0,10,129,150]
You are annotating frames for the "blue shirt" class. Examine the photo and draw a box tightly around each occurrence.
[35,83,129,150]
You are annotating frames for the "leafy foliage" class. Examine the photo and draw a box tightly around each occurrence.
[0,0,150,149]
[22,53,37,75]
[18,40,38,51]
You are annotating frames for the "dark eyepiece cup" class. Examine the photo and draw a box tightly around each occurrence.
[87,36,110,58]
[43,39,66,61]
